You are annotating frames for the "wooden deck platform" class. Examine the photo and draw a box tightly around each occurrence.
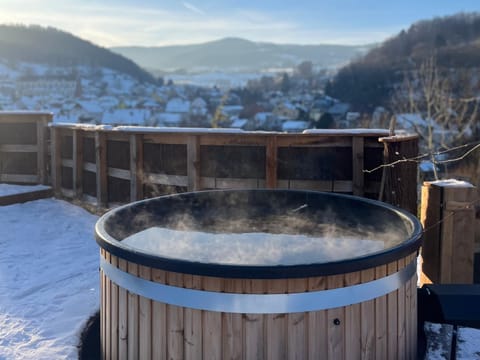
[0,186,53,206]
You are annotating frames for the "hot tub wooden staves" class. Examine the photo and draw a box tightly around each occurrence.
[99,248,418,360]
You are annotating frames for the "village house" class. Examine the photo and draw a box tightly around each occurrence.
[102,109,151,125]
[273,101,299,119]
[190,97,208,117]
[16,75,79,99]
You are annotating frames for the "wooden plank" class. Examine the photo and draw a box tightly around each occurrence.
[138,265,152,360]
[288,179,334,192]
[143,133,190,145]
[187,135,201,191]
[50,127,62,195]
[405,253,417,360]
[397,258,407,359]
[37,117,47,184]
[105,252,111,360]
[333,180,354,193]
[202,277,222,360]
[61,159,74,168]
[166,272,184,360]
[287,278,307,360]
[423,322,453,359]
[106,132,130,142]
[214,177,260,189]
[0,174,41,183]
[100,249,106,360]
[441,206,455,284]
[222,279,243,360]
[307,276,327,360]
[184,274,203,360]
[266,279,286,360]
[110,256,119,360]
[244,279,265,360]
[145,173,188,187]
[199,177,260,190]
[276,136,353,148]
[151,269,167,360]
[375,265,388,360]
[108,167,132,181]
[410,256,418,360]
[387,261,398,360]
[83,162,97,173]
[352,137,365,196]
[327,274,345,359]
[127,262,139,360]
[360,268,375,359]
[443,186,476,283]
[73,130,83,198]
[0,144,38,152]
[199,134,268,147]
[95,132,108,207]
[118,259,128,360]
[265,136,277,189]
[0,188,52,206]
[130,134,144,202]
[344,271,361,360]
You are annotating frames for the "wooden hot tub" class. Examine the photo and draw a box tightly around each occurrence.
[96,189,422,359]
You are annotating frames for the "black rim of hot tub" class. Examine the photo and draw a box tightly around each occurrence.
[95,189,423,279]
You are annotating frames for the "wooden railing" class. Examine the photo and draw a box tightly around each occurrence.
[0,111,52,184]
[48,123,419,213]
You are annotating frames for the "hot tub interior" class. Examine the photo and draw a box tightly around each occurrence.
[97,189,421,277]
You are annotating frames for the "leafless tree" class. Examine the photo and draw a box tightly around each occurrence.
[391,56,479,178]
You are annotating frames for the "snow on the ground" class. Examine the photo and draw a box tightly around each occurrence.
[456,326,480,360]
[0,184,50,197]
[0,196,99,359]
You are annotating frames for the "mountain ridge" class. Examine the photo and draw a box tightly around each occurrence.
[0,25,157,83]
[111,37,373,73]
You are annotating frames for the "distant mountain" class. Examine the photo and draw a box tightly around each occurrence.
[0,25,156,83]
[326,12,480,111]
[111,37,372,73]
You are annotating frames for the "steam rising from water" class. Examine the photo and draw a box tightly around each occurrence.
[121,223,404,266]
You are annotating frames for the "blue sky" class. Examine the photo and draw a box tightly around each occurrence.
[1,0,479,46]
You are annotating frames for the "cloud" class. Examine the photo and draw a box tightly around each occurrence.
[0,0,397,47]
[182,2,205,15]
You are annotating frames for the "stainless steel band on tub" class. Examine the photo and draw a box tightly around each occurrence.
[100,258,417,314]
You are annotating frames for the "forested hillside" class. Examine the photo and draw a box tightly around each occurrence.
[0,25,156,83]
[326,13,480,111]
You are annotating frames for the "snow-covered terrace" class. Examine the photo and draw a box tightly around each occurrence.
[0,184,98,359]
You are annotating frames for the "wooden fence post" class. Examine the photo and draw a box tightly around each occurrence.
[50,126,62,196]
[37,114,51,185]
[73,129,83,199]
[187,135,200,191]
[130,134,144,201]
[95,132,108,207]
[352,137,364,196]
[266,136,278,189]
[379,134,419,215]
[420,180,477,284]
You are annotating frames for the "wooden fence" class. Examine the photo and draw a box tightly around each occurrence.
[0,112,52,184]
[49,123,419,213]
